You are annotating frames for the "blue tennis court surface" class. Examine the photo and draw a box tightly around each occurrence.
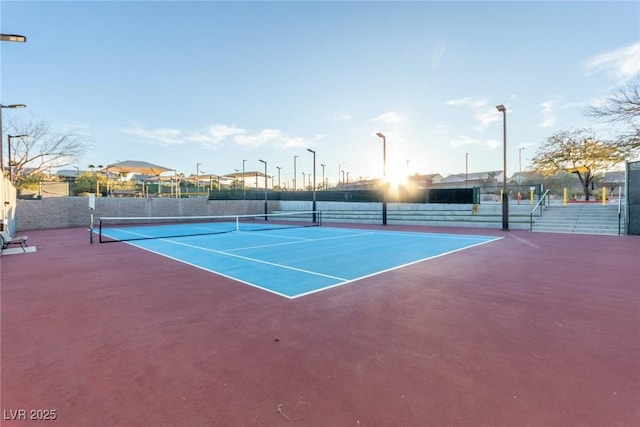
[101,225,501,299]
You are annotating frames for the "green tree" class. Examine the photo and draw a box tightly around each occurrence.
[531,129,631,200]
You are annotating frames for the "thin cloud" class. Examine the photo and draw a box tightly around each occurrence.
[445,97,487,109]
[186,124,246,148]
[372,111,407,125]
[430,39,447,68]
[450,135,480,149]
[584,42,640,81]
[234,128,308,149]
[333,112,352,122]
[473,107,502,132]
[122,126,184,146]
[539,99,557,128]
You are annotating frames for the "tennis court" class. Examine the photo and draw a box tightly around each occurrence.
[97,213,501,298]
[2,224,639,426]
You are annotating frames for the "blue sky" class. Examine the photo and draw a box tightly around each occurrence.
[1,1,639,187]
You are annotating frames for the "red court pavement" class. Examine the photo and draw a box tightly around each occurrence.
[1,225,639,427]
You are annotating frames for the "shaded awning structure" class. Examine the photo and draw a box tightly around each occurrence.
[102,160,177,197]
[102,160,174,176]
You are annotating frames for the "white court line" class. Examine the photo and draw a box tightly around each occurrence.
[290,236,503,298]
[152,238,349,282]
[225,230,374,252]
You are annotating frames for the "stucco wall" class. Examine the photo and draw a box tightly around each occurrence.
[15,197,274,231]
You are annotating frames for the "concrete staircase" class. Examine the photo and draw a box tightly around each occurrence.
[531,203,624,235]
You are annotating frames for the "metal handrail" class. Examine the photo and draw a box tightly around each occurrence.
[529,189,550,232]
[618,186,622,235]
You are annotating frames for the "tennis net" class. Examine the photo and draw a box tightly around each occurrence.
[98,211,322,243]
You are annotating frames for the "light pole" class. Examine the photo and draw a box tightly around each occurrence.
[465,152,469,188]
[307,148,317,221]
[301,172,306,190]
[242,159,247,199]
[276,166,282,189]
[376,132,387,225]
[293,155,298,191]
[338,162,346,184]
[7,134,27,183]
[496,104,509,231]
[1,34,26,178]
[196,163,201,194]
[0,104,26,176]
[320,163,325,189]
[519,147,525,173]
[259,159,268,219]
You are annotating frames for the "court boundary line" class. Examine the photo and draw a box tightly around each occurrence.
[290,236,503,298]
[99,228,502,299]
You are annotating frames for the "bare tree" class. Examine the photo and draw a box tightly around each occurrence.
[586,77,640,151]
[4,118,91,185]
[531,129,631,200]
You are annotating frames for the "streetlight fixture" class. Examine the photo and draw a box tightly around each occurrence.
[496,104,508,231]
[0,104,27,176]
[293,155,298,191]
[258,159,268,220]
[242,159,247,199]
[0,34,27,42]
[276,166,282,189]
[196,163,201,195]
[307,148,317,221]
[376,132,387,225]
[338,162,347,184]
[7,134,27,182]
[465,152,469,188]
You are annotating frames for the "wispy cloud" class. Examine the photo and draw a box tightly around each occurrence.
[445,97,487,109]
[186,124,246,148]
[372,111,407,125]
[539,99,558,128]
[584,42,640,82]
[473,107,502,132]
[123,123,309,149]
[333,112,352,122]
[234,128,308,149]
[122,126,184,146]
[450,135,480,148]
[430,39,447,68]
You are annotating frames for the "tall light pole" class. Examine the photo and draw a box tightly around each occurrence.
[338,162,346,184]
[293,155,298,191]
[307,149,317,221]
[7,134,27,183]
[242,159,247,199]
[496,104,509,231]
[465,152,469,188]
[1,34,26,179]
[519,147,525,173]
[1,104,26,176]
[276,166,282,189]
[320,163,326,190]
[259,159,268,220]
[196,163,201,194]
[376,132,387,225]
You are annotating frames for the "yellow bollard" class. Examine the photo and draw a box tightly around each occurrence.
[500,188,503,204]
[602,187,607,205]
[563,188,567,206]
[530,188,534,204]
